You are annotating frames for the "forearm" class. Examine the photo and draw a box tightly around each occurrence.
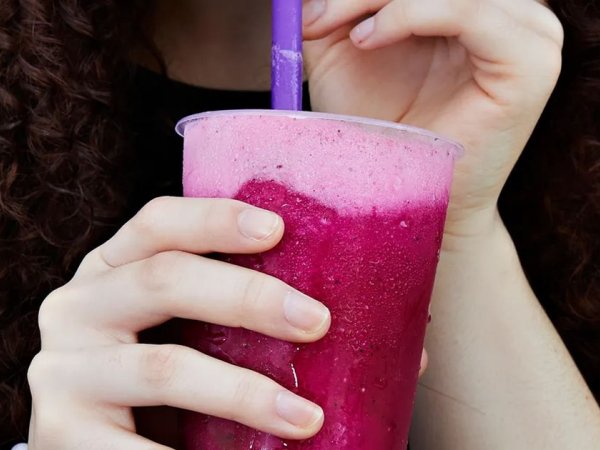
[411,212,600,449]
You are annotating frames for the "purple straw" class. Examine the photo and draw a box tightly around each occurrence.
[272,0,303,110]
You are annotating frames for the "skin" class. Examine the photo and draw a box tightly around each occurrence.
[27,0,600,449]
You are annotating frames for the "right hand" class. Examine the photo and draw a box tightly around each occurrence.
[27,197,331,449]
[304,0,563,238]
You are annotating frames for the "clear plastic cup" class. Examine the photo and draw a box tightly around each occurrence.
[176,110,462,449]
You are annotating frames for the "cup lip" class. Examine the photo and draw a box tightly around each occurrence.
[175,109,464,157]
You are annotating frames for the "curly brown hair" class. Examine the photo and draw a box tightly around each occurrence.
[0,0,598,446]
[500,0,600,398]
[0,1,149,445]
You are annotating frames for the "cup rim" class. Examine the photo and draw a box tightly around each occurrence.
[175,109,464,157]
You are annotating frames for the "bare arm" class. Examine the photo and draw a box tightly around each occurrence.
[411,214,600,449]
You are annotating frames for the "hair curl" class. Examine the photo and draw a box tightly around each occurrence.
[0,1,147,445]
[0,0,598,446]
[500,0,600,398]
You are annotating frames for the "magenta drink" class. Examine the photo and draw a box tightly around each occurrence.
[176,110,461,449]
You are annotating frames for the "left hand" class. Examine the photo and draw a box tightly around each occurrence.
[303,0,563,238]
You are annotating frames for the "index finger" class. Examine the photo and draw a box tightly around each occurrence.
[303,0,389,39]
[98,197,284,268]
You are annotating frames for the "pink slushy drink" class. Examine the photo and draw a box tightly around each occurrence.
[176,110,461,449]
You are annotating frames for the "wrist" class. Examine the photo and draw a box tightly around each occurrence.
[442,205,512,254]
[441,207,523,276]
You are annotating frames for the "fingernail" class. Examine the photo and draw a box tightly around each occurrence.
[276,391,324,428]
[284,291,330,333]
[350,16,375,44]
[303,0,326,25]
[237,208,280,241]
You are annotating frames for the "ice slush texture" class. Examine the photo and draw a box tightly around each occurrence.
[179,112,458,449]
[181,112,457,214]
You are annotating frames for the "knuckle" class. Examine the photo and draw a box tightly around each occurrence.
[76,248,104,273]
[79,249,97,267]
[447,0,471,20]
[132,196,173,236]
[532,41,563,91]
[27,352,59,396]
[139,344,184,390]
[432,0,473,22]
[536,4,565,47]
[545,48,563,81]
[547,16,564,47]
[239,274,272,322]
[140,251,184,293]
[27,353,46,392]
[527,8,564,80]
[38,286,76,336]
[229,372,262,419]
[199,199,232,239]
[202,198,255,242]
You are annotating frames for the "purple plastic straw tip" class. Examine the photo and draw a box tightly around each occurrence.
[272,0,303,111]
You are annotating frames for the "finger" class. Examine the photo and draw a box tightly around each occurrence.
[54,425,174,450]
[303,0,390,39]
[81,427,173,450]
[29,390,173,449]
[350,0,555,72]
[104,252,331,341]
[30,411,173,450]
[43,251,330,348]
[491,0,564,45]
[303,0,562,47]
[38,345,325,440]
[97,197,284,268]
